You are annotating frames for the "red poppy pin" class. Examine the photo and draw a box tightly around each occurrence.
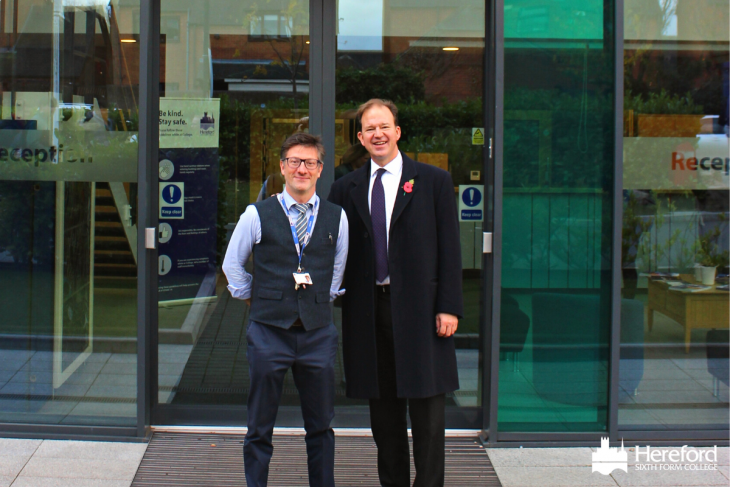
[403,179,414,195]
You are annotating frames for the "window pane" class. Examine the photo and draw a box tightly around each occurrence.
[618,0,729,430]
[157,0,310,408]
[0,0,140,426]
[497,0,615,432]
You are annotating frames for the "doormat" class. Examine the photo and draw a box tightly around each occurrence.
[131,432,502,486]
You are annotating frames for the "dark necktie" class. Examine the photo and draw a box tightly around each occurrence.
[371,168,388,282]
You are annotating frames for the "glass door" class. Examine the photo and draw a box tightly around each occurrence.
[332,0,490,427]
[153,0,311,422]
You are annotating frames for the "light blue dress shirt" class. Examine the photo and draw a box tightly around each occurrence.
[222,190,349,301]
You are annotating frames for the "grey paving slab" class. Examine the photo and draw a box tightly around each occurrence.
[610,468,728,486]
[157,375,181,387]
[0,456,30,477]
[487,448,592,467]
[19,457,141,481]
[492,466,619,486]
[106,354,137,365]
[633,380,711,392]
[716,447,729,466]
[11,479,132,487]
[0,476,13,487]
[33,440,147,462]
[83,353,112,364]
[718,465,729,479]
[158,363,186,376]
[0,439,41,457]
[99,363,136,375]
[632,390,722,405]
[85,384,137,399]
[0,371,15,382]
[91,374,136,387]
[67,401,136,418]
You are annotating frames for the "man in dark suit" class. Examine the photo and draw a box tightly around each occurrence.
[328,99,463,487]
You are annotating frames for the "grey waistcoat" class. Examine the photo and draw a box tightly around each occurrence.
[249,195,341,331]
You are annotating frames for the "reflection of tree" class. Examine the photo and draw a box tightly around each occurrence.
[625,0,675,40]
[624,1,725,119]
[245,1,309,109]
[336,64,425,105]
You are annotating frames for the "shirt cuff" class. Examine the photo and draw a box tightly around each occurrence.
[330,288,346,302]
[227,284,252,300]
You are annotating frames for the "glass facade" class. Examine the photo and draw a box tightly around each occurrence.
[0,0,140,426]
[0,0,726,442]
[497,0,616,432]
[618,0,729,430]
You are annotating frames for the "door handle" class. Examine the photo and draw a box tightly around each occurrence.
[483,232,493,254]
[145,227,156,249]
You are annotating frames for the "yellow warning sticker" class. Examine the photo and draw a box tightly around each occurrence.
[472,127,484,145]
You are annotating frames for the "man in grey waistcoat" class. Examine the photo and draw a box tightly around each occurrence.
[223,133,349,487]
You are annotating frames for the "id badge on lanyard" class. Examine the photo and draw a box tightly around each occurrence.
[280,195,317,289]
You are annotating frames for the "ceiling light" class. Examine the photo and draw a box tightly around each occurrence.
[121,39,137,43]
[442,46,459,51]
[306,40,310,44]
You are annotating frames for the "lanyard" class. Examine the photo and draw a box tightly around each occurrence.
[279,194,318,271]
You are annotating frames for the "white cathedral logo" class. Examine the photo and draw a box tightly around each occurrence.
[592,437,628,475]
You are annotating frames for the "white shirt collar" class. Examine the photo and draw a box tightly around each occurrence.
[370,151,403,178]
[281,187,318,209]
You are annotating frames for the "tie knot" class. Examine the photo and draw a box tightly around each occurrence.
[375,168,386,180]
[294,203,309,215]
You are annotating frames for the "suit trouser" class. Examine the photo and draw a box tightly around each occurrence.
[244,320,339,487]
[369,288,446,487]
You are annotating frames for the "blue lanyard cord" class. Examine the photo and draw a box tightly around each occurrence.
[289,213,315,259]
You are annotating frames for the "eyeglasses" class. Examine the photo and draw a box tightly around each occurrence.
[283,157,322,170]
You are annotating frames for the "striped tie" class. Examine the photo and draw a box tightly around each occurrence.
[294,203,310,246]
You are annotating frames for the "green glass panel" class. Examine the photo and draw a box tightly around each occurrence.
[504,0,605,40]
[497,0,615,432]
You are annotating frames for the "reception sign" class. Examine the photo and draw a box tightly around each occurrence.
[623,136,730,190]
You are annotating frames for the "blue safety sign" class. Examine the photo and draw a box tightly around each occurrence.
[160,182,184,219]
[458,185,484,221]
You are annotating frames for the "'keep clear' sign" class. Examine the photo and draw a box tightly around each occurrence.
[459,185,484,221]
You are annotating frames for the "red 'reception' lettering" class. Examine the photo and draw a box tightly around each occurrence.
[672,152,729,175]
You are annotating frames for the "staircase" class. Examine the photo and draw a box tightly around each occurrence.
[94,182,136,290]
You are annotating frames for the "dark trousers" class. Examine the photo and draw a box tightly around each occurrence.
[244,321,339,487]
[369,289,446,487]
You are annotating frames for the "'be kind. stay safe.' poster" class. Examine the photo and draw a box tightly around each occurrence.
[158,98,220,303]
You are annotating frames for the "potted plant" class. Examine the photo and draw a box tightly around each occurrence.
[694,222,730,285]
